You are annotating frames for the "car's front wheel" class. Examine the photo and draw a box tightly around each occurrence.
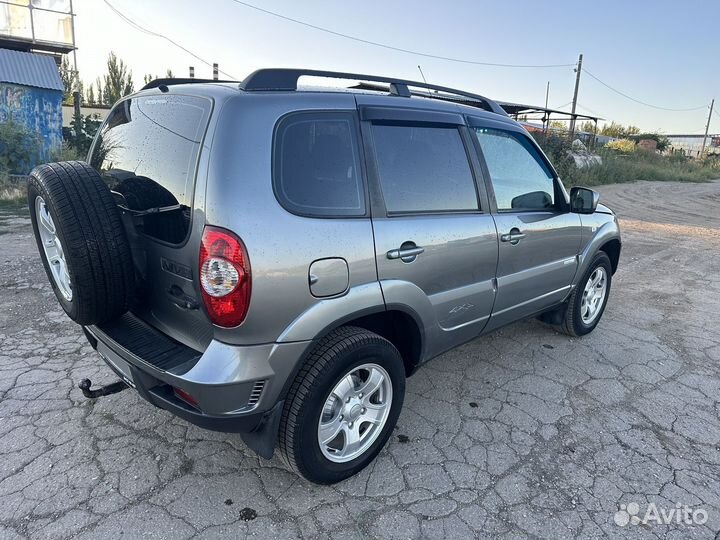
[279,326,405,484]
[559,251,612,336]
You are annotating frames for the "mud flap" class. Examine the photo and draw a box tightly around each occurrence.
[240,400,284,459]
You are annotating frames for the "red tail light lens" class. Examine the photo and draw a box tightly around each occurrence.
[199,226,251,327]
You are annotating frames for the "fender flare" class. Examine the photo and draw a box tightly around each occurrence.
[573,219,622,288]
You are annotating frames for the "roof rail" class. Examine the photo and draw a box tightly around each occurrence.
[239,68,507,116]
[141,77,238,90]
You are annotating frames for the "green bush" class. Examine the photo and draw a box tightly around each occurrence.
[0,171,26,203]
[568,149,719,187]
[532,131,719,187]
[530,132,575,180]
[604,139,636,154]
[0,120,43,174]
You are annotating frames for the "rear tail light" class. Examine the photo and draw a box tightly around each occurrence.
[199,226,251,327]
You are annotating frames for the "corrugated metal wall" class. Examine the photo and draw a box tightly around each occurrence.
[0,82,63,172]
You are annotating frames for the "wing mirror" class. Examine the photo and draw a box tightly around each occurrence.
[570,186,599,214]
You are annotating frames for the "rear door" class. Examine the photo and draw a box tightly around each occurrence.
[361,104,498,359]
[467,117,581,331]
[89,94,214,351]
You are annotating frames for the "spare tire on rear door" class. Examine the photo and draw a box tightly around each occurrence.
[27,161,135,325]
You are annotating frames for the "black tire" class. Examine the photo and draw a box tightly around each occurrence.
[559,251,612,337]
[27,161,135,325]
[279,326,406,484]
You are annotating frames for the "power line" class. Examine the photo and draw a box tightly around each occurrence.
[227,0,574,69]
[582,68,707,112]
[576,103,604,117]
[102,0,238,79]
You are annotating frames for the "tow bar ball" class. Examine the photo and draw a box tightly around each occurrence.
[78,378,128,399]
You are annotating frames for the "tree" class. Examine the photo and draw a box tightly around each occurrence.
[59,56,77,104]
[85,84,95,106]
[94,77,105,105]
[102,52,134,105]
[578,120,597,134]
[143,69,175,86]
[69,114,102,155]
[600,121,641,138]
[631,133,671,152]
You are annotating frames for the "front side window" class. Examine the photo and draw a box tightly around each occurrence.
[371,124,478,213]
[274,112,365,217]
[473,128,555,211]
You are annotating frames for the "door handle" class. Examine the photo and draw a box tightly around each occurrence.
[387,244,424,263]
[500,229,526,245]
[167,285,199,310]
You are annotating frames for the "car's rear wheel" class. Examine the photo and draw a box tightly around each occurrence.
[559,251,612,336]
[279,326,405,484]
[28,161,135,325]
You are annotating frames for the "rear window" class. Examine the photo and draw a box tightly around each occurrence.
[90,94,211,243]
[273,111,365,217]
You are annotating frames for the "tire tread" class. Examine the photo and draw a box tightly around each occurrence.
[27,161,134,324]
[278,326,398,479]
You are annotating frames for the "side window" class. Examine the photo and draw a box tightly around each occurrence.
[371,124,478,213]
[273,112,365,217]
[473,128,555,211]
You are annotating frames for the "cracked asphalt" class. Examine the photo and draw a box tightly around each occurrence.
[1,180,720,539]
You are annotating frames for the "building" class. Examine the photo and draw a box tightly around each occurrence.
[0,48,64,168]
[0,0,76,171]
[665,134,720,158]
[0,0,75,55]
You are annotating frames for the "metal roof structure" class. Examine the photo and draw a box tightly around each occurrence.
[0,48,63,91]
[497,101,603,122]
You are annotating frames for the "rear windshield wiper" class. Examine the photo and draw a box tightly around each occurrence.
[111,190,185,216]
[118,203,185,216]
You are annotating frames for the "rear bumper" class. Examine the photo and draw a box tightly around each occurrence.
[82,316,310,434]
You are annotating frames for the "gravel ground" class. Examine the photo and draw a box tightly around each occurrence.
[1,180,719,540]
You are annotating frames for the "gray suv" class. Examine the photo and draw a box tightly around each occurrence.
[28,69,621,484]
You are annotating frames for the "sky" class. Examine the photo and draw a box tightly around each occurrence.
[71,0,720,134]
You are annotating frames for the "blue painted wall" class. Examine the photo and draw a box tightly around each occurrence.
[0,82,63,171]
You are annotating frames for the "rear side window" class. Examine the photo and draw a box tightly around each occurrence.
[90,94,211,243]
[273,112,365,217]
[371,124,478,214]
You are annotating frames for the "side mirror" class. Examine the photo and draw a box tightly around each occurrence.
[570,186,599,214]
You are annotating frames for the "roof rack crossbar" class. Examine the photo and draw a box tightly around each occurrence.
[141,78,238,90]
[239,68,507,116]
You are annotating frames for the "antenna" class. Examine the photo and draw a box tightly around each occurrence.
[417,65,428,84]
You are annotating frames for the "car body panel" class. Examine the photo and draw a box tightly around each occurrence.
[485,211,582,330]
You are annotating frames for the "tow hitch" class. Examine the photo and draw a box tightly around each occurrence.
[78,378,129,399]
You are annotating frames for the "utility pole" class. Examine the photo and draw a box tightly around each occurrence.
[700,98,714,158]
[73,90,82,153]
[568,53,583,142]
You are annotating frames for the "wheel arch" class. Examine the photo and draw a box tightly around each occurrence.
[599,238,621,274]
[574,220,621,287]
[276,305,424,403]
